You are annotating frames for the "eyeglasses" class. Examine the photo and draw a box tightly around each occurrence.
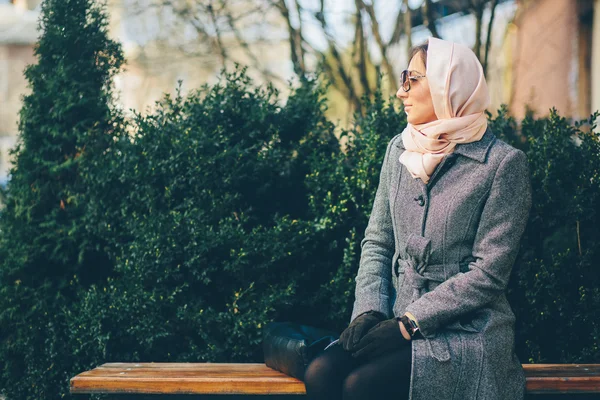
[400,69,426,92]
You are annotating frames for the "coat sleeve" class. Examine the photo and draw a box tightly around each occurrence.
[405,149,532,338]
[350,136,398,322]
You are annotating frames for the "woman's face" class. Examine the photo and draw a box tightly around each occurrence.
[396,53,437,125]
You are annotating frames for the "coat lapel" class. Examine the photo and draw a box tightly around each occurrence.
[426,128,496,189]
[453,127,496,163]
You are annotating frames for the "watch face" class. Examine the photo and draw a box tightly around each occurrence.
[409,320,418,331]
[402,316,418,335]
[400,316,415,336]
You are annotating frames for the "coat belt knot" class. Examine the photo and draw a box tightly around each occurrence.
[400,234,452,363]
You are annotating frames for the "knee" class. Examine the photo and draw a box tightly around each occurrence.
[342,369,372,400]
[304,354,335,387]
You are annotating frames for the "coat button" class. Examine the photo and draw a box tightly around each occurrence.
[414,194,425,206]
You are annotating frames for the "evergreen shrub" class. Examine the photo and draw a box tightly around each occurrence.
[0,0,125,398]
[67,70,345,370]
[493,109,600,363]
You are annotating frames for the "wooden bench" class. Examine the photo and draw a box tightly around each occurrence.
[70,363,600,399]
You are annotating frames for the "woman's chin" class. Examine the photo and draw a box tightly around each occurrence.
[406,115,419,125]
[406,114,437,125]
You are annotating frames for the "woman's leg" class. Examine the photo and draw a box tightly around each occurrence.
[304,343,359,400]
[342,343,412,400]
[304,341,413,400]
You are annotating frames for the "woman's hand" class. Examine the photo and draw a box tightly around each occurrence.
[339,310,386,352]
[350,318,410,360]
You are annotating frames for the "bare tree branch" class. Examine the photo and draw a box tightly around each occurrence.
[226,3,272,25]
[316,0,361,112]
[483,0,498,75]
[124,0,292,90]
[471,0,485,61]
[223,2,287,85]
[422,0,440,38]
[127,0,461,113]
[293,0,307,74]
[359,0,398,92]
[187,12,213,42]
[206,3,228,69]
[128,0,166,18]
[403,0,413,60]
[274,0,306,78]
[300,36,320,57]
[353,2,370,99]
[388,7,404,46]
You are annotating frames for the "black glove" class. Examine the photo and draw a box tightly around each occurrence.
[351,317,410,360]
[339,310,386,352]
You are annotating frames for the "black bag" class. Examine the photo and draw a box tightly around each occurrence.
[262,322,339,381]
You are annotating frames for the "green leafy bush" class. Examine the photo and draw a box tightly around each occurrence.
[305,90,406,325]
[498,110,600,363]
[67,70,344,370]
[0,0,125,398]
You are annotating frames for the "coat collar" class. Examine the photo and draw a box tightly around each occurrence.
[393,127,496,163]
[453,127,496,163]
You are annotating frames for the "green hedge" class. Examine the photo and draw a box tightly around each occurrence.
[490,108,600,363]
[0,0,125,398]
[1,1,599,399]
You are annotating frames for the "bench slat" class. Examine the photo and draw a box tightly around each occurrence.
[70,363,600,395]
[522,364,600,377]
[522,364,600,394]
[71,363,305,395]
[79,368,287,378]
[99,363,275,369]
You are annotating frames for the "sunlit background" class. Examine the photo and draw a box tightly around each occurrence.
[2,0,599,185]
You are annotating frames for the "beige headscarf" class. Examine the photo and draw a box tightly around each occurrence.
[399,37,490,183]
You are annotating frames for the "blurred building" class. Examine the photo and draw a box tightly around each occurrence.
[0,0,40,186]
[506,0,598,120]
[394,0,599,121]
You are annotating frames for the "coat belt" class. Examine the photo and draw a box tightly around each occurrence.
[398,258,452,362]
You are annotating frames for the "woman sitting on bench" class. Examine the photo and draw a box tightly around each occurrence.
[304,37,532,400]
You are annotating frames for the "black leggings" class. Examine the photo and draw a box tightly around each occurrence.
[304,341,412,400]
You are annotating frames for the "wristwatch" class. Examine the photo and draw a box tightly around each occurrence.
[399,315,422,339]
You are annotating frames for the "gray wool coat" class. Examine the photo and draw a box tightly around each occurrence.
[350,127,531,400]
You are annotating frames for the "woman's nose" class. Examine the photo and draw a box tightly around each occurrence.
[396,87,407,99]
